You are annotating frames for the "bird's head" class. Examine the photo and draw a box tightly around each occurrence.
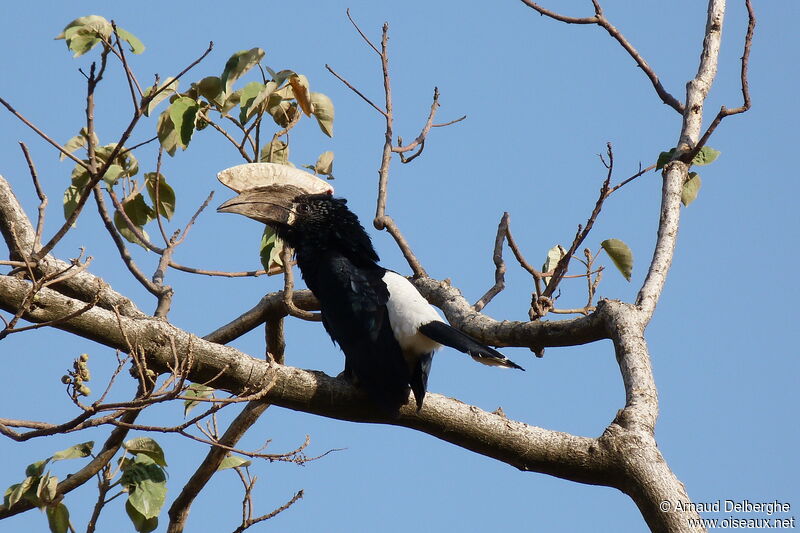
[218,185,378,261]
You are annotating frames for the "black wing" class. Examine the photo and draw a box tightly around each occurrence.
[305,253,411,413]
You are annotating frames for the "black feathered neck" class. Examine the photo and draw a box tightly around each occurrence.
[277,193,380,266]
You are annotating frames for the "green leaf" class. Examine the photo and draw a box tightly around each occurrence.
[114,212,149,247]
[46,502,70,533]
[310,92,334,137]
[217,455,252,471]
[114,193,154,247]
[7,477,35,509]
[126,499,159,533]
[56,16,112,57]
[36,473,58,505]
[168,96,200,149]
[143,77,179,117]
[122,193,155,227]
[656,148,676,170]
[183,383,214,416]
[220,48,265,94]
[103,164,125,186]
[692,146,720,166]
[71,161,90,186]
[681,172,702,207]
[3,484,19,509]
[542,244,566,285]
[269,235,285,268]
[61,135,87,161]
[238,81,265,124]
[144,173,176,220]
[116,27,145,54]
[124,437,168,467]
[601,238,634,282]
[156,110,179,157]
[26,459,51,478]
[120,456,167,519]
[249,81,277,121]
[122,150,139,177]
[52,441,94,461]
[60,128,99,161]
[259,139,289,165]
[314,151,334,177]
[220,89,242,114]
[63,185,82,222]
[197,76,224,107]
[259,226,284,270]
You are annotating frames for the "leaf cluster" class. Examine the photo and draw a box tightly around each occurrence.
[656,145,720,207]
[1,441,94,533]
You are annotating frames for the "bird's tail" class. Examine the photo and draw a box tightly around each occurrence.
[418,321,525,370]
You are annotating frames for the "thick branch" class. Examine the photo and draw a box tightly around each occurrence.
[167,400,271,533]
[638,0,727,322]
[634,161,685,321]
[0,276,611,486]
[0,175,144,318]
[677,0,726,152]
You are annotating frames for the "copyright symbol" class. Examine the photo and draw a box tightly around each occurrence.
[660,501,671,512]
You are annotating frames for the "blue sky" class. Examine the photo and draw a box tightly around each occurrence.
[0,1,797,531]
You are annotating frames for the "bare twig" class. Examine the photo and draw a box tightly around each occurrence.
[106,187,164,254]
[542,144,614,300]
[168,263,268,278]
[393,87,441,155]
[152,149,171,244]
[280,246,322,322]
[231,489,304,533]
[0,96,91,169]
[18,142,47,250]
[266,317,286,363]
[119,135,158,155]
[519,0,684,113]
[606,163,655,196]
[110,22,144,111]
[380,216,427,278]
[325,65,387,117]
[474,213,509,311]
[93,185,163,297]
[177,191,215,249]
[201,113,254,162]
[432,115,467,128]
[346,8,381,56]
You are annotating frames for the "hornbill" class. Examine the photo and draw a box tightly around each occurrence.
[219,185,523,413]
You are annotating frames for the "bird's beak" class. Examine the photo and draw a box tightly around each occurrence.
[217,185,304,226]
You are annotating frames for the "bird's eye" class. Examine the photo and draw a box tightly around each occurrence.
[296,203,309,214]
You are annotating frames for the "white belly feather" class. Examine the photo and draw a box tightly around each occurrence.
[382,271,442,355]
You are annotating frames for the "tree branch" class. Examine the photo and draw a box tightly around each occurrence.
[0,175,144,318]
[0,408,141,520]
[519,0,684,113]
[0,275,608,484]
[167,400,271,533]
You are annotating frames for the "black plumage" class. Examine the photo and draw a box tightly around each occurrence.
[219,186,523,413]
